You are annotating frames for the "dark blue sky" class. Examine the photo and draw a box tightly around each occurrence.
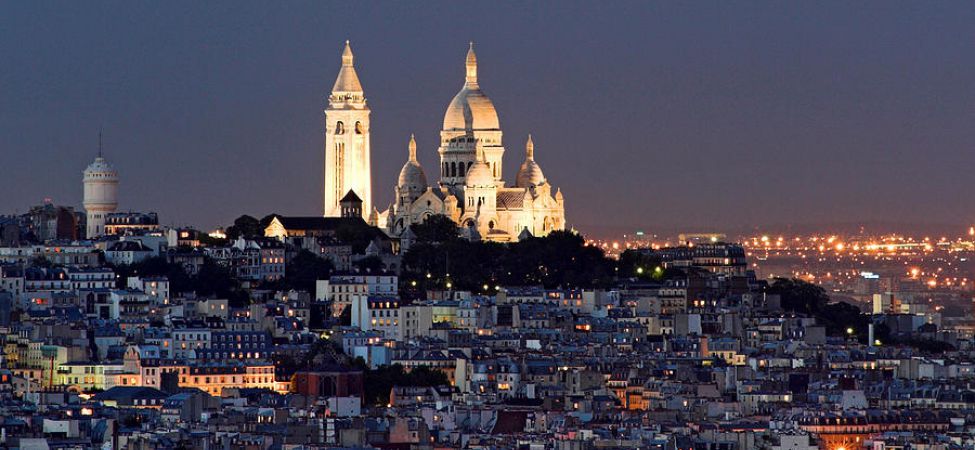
[2,2,975,236]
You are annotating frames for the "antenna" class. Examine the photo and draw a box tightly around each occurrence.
[98,128,103,158]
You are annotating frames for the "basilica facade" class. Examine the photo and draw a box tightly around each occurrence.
[323,42,565,242]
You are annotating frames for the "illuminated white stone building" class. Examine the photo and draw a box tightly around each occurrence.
[377,44,566,242]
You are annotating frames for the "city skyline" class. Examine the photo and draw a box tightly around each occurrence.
[4,4,975,448]
[3,2,975,236]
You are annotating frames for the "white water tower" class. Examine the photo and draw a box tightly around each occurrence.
[83,151,118,238]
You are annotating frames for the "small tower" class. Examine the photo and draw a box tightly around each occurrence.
[340,190,363,218]
[83,135,118,238]
[324,40,372,218]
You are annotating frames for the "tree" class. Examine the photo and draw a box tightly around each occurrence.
[353,255,385,273]
[617,250,663,281]
[362,364,450,406]
[399,229,615,298]
[335,224,381,254]
[283,250,334,293]
[226,215,261,239]
[411,215,460,243]
[192,259,250,307]
[110,256,192,292]
[767,278,830,315]
[766,278,867,337]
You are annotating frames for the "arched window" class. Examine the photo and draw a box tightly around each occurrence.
[355,121,364,134]
[451,162,457,177]
[459,162,466,176]
[488,220,495,229]
[335,121,345,135]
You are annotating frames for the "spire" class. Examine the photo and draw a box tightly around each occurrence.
[465,42,478,86]
[332,40,364,95]
[342,40,354,66]
[408,134,417,162]
[97,129,103,158]
[525,134,534,160]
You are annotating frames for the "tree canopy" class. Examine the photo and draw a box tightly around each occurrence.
[111,256,250,307]
[262,249,334,293]
[225,215,262,240]
[400,230,615,299]
[767,278,867,337]
[617,250,665,281]
[355,363,450,406]
[767,277,831,315]
[410,215,460,243]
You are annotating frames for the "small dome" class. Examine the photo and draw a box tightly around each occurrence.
[466,150,494,188]
[84,156,117,177]
[398,135,427,190]
[517,160,545,188]
[442,43,499,131]
[516,135,546,188]
[398,162,427,190]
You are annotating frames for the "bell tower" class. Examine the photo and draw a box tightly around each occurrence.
[323,40,372,218]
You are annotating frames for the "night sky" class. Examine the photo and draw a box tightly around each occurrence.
[3,2,975,237]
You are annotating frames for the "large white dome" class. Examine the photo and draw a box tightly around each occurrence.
[442,87,499,131]
[442,43,499,131]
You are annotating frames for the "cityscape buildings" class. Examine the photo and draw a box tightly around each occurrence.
[2,13,975,450]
